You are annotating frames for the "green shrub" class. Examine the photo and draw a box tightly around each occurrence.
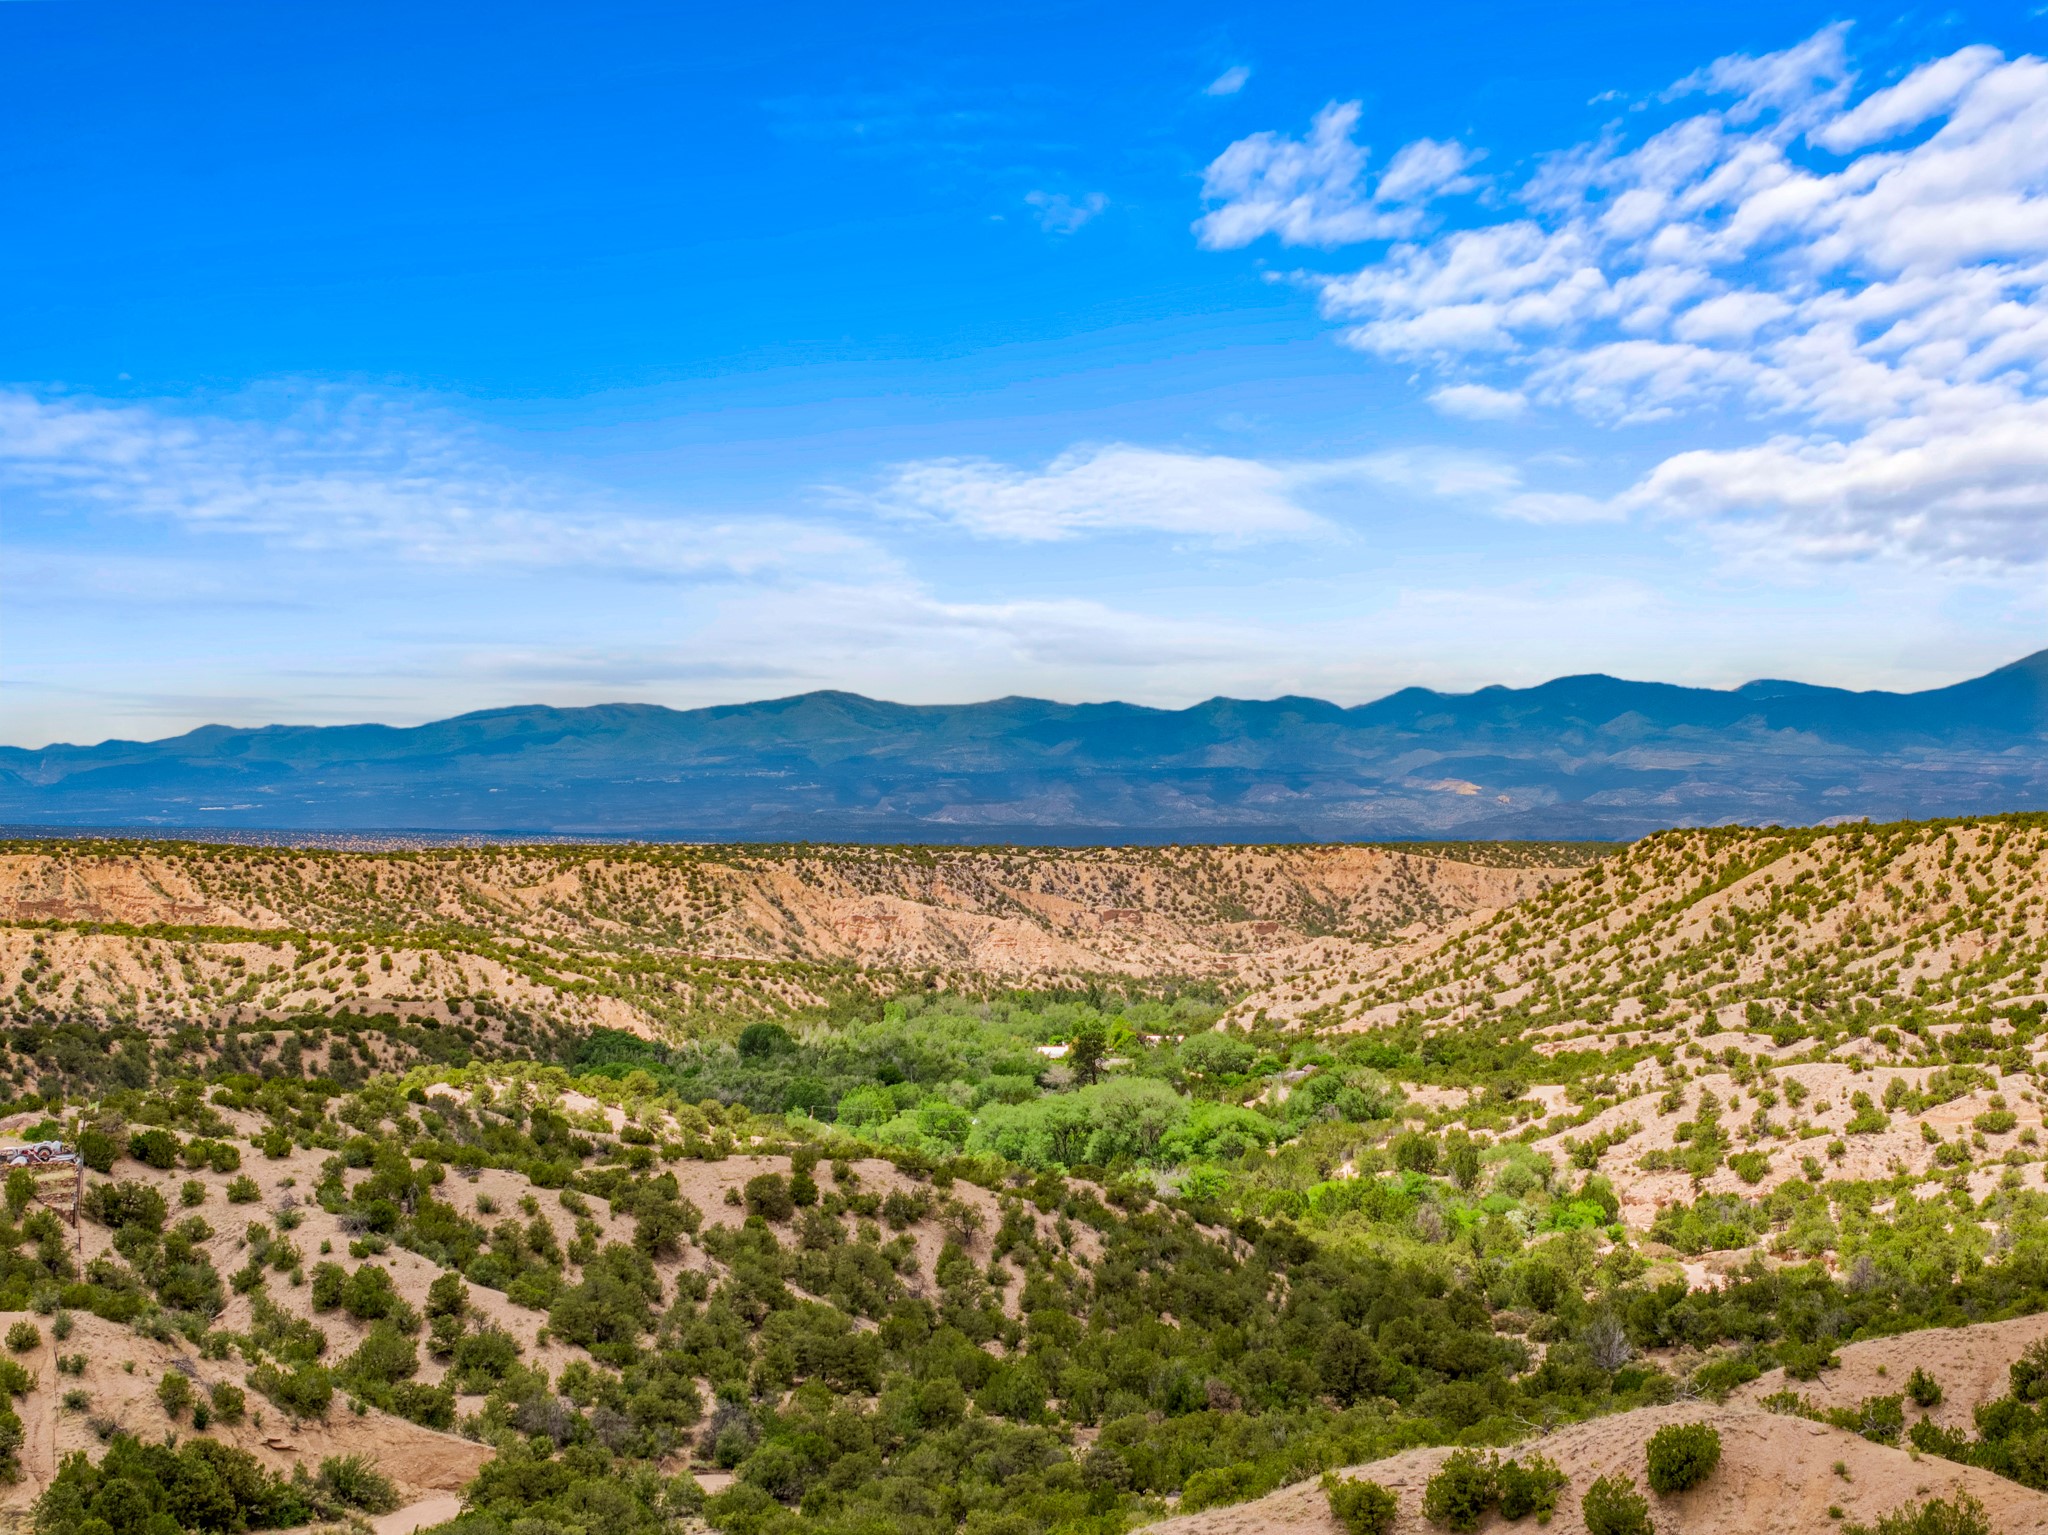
[1645,1422,1721,1493]
[1829,1393,1904,1444]
[743,1173,795,1222]
[1843,1491,1992,1535]
[1423,1450,1497,1532]
[1179,1460,1284,1513]
[425,1271,470,1319]
[1692,1354,1764,1398]
[184,1137,242,1174]
[32,1430,310,1530]
[210,1380,247,1422]
[1779,1340,1840,1380]
[342,1263,398,1321]
[1324,1473,1399,1535]
[310,1261,347,1311]
[226,1174,262,1204]
[316,1454,401,1514]
[1907,1367,1944,1408]
[1845,1093,1890,1134]
[339,1324,417,1388]
[0,1359,34,1397]
[250,1360,334,1419]
[1726,1151,1770,1184]
[127,1128,180,1170]
[156,1370,192,1419]
[2014,1339,2048,1401]
[76,1129,118,1175]
[1583,1474,1653,1535]
[5,1322,38,1354]
[1497,1453,1568,1521]
[80,1180,167,1233]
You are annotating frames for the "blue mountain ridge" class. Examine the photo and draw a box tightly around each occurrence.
[4,650,2043,842]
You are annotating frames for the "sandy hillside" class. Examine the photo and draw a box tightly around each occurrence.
[0,841,1588,1032]
[0,1091,1101,1513]
[1232,819,2048,1032]
[1143,1402,2048,1535]
[1731,1311,2048,1432]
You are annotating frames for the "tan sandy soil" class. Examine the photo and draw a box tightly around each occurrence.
[1141,1403,2048,1535]
[0,1095,1114,1516]
[1523,1057,2046,1230]
[1731,1311,2048,1432]
[0,1311,490,1515]
[1233,821,2048,1036]
[0,842,1582,1031]
[374,1493,464,1535]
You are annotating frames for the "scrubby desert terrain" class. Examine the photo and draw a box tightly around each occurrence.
[0,816,2041,1535]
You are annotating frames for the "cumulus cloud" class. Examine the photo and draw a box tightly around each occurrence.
[849,444,1336,542]
[1194,101,1478,249]
[1203,28,2048,566]
[0,389,881,581]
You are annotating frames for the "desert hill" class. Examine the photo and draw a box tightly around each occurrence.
[0,814,2044,1535]
[1147,1400,2048,1535]
[1239,815,2047,1037]
[0,839,1591,1033]
[4,651,2044,839]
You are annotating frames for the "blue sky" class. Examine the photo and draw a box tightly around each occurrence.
[5,0,2046,745]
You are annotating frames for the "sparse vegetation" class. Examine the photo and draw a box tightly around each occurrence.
[0,817,2046,1535]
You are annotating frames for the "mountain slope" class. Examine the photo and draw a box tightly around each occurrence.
[3,653,2045,839]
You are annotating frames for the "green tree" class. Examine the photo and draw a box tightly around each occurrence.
[1068,1020,1109,1086]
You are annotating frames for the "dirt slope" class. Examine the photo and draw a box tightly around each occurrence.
[0,1308,491,1517]
[1144,1402,2048,1535]
[1232,818,2048,1032]
[0,841,1590,1031]
[0,1090,1094,1514]
[1731,1311,2048,1432]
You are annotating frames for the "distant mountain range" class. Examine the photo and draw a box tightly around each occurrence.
[5,651,2046,842]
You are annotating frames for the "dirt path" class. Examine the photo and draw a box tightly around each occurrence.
[372,1494,462,1535]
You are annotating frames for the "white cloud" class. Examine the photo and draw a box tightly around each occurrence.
[1204,28,2048,567]
[1025,190,1107,234]
[1194,101,1476,249]
[1623,397,2048,564]
[1813,45,2002,151]
[1204,65,1251,97]
[1428,383,1528,420]
[1375,138,1482,203]
[849,444,1334,542]
[1669,21,1853,126]
[0,388,882,582]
